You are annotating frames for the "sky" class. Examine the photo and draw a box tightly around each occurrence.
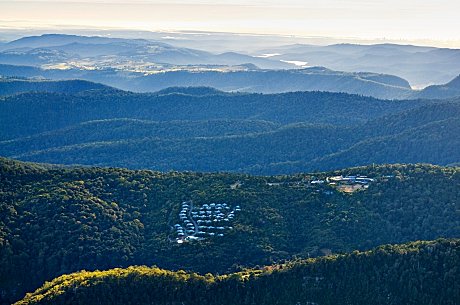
[1,0,460,47]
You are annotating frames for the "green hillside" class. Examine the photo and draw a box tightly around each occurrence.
[0,118,280,156]
[15,239,460,305]
[0,89,418,141]
[308,117,460,171]
[9,123,351,172]
[1,94,458,174]
[0,158,458,303]
[2,87,459,174]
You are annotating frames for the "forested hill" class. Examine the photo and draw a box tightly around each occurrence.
[15,239,460,305]
[1,88,459,174]
[417,74,460,99]
[0,77,111,96]
[0,89,413,141]
[0,63,414,99]
[0,158,458,304]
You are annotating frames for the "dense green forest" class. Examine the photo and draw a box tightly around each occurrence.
[1,86,459,174]
[0,89,417,140]
[15,239,460,305]
[1,35,459,305]
[1,158,458,303]
[8,113,458,174]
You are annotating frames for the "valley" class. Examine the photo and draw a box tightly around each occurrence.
[0,28,459,305]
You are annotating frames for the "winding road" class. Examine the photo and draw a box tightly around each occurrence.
[186,200,199,236]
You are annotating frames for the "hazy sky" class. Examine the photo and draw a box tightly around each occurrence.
[1,0,460,46]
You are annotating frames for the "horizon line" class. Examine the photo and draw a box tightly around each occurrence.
[1,25,460,49]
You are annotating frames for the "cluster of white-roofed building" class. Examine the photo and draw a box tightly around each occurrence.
[314,175,376,193]
[267,174,378,194]
[174,201,241,243]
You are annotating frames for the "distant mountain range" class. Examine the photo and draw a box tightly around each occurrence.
[0,34,459,99]
[0,34,292,69]
[0,64,418,99]
[1,69,460,100]
[1,81,459,174]
[255,43,460,88]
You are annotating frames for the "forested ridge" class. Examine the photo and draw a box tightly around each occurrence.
[0,77,110,96]
[1,158,459,304]
[0,89,414,141]
[15,239,460,305]
[0,62,415,99]
[1,87,459,174]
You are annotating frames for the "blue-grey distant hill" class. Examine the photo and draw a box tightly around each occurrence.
[3,34,460,99]
[3,63,458,99]
[258,43,460,88]
[416,74,460,99]
[0,33,139,49]
[0,77,110,95]
[0,63,415,99]
[0,34,292,69]
[2,34,459,94]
